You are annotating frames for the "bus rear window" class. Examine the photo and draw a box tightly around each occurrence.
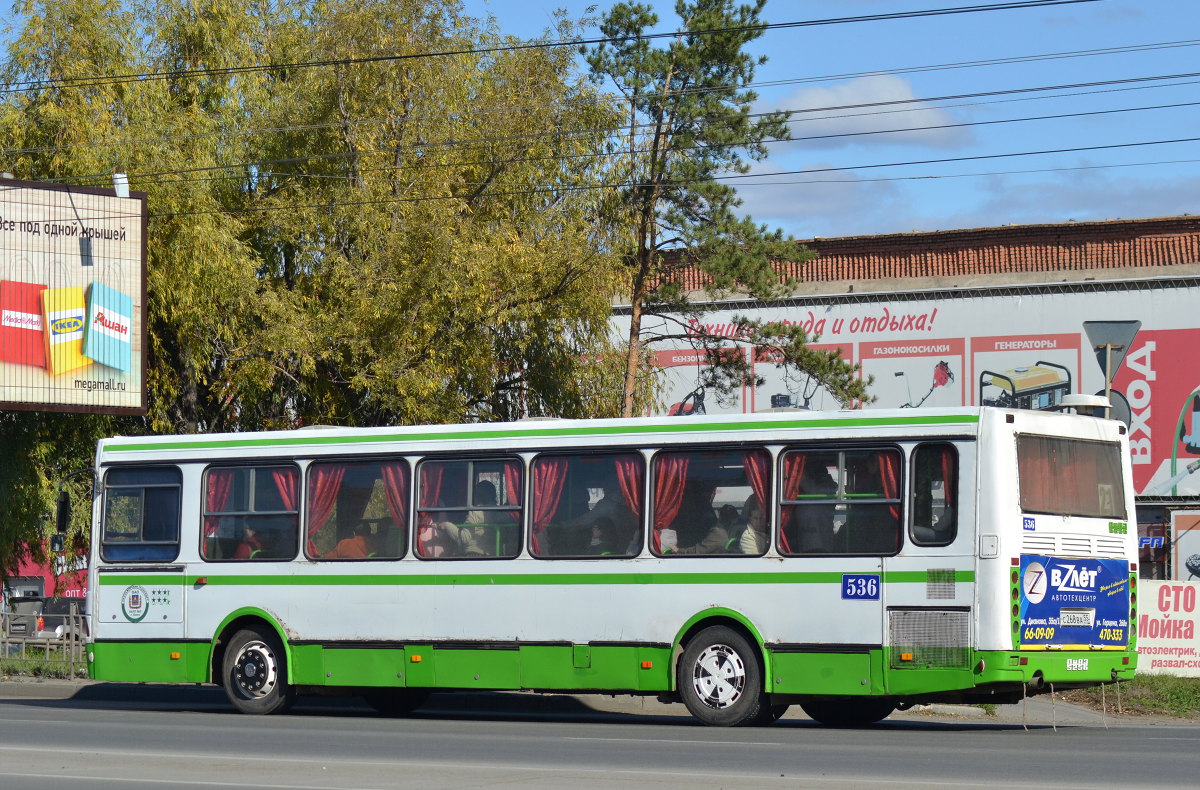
[1016,435,1126,518]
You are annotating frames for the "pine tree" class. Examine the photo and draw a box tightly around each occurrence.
[585,0,870,416]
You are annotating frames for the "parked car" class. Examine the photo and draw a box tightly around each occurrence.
[3,597,43,638]
[3,596,88,640]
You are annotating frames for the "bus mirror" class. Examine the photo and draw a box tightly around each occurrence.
[55,490,71,534]
[50,534,65,553]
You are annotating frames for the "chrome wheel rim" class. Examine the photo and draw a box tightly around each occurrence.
[691,643,746,709]
[232,640,279,700]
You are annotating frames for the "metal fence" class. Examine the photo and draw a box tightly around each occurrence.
[1,604,88,679]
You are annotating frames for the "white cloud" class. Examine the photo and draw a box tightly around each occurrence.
[733,162,1200,241]
[933,169,1200,230]
[734,163,910,239]
[765,74,973,151]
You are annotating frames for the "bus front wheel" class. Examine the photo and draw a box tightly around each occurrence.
[222,626,296,715]
[677,625,765,727]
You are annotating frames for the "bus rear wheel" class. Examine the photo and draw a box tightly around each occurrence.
[678,625,765,727]
[800,699,894,727]
[222,626,296,715]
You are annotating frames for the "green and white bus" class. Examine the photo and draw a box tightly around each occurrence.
[85,406,1138,726]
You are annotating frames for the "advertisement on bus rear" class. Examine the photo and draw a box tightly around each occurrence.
[1018,554,1131,650]
[0,179,146,414]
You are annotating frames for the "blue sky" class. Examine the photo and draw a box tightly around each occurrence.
[464,0,1200,240]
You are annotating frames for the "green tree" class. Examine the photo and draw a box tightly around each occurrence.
[586,0,870,417]
[225,0,630,425]
[0,0,634,581]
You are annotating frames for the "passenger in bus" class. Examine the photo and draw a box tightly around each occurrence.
[326,522,374,559]
[670,483,729,554]
[739,495,769,554]
[465,481,503,524]
[233,525,264,559]
[461,481,507,555]
[564,470,638,552]
[418,515,485,558]
[794,462,838,553]
[586,516,621,555]
[668,481,718,550]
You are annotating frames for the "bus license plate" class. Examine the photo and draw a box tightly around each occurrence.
[1058,608,1095,628]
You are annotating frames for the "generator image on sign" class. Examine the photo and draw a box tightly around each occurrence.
[980,361,1072,411]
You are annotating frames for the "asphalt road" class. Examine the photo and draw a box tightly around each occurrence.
[0,681,1196,789]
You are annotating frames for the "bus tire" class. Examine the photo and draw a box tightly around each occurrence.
[363,689,431,716]
[222,626,296,715]
[753,703,790,725]
[800,699,894,727]
[677,625,765,727]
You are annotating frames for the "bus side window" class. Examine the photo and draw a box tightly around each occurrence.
[780,448,901,556]
[101,467,182,563]
[415,458,523,560]
[202,466,300,562]
[529,452,644,559]
[305,460,409,561]
[910,443,958,546]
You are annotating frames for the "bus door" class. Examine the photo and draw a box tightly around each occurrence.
[779,449,896,659]
[881,443,974,686]
[92,465,189,681]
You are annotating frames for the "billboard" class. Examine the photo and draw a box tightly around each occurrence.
[1136,581,1200,677]
[0,179,146,414]
[622,277,1200,497]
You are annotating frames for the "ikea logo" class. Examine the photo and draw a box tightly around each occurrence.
[51,317,83,334]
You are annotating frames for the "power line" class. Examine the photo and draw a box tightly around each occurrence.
[8,34,1194,160]
[145,135,1200,219]
[54,96,1198,191]
[727,158,1200,187]
[29,68,1200,186]
[14,65,1200,171]
[725,137,1200,182]
[780,99,1200,146]
[0,1,1099,95]
[742,39,1200,92]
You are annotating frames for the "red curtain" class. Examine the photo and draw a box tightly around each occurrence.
[615,455,643,515]
[381,462,409,528]
[503,461,522,523]
[419,463,444,526]
[743,449,770,514]
[939,446,957,508]
[273,467,298,511]
[1018,442,1054,513]
[306,464,346,555]
[778,453,807,554]
[204,469,234,539]
[531,457,568,553]
[879,451,901,520]
[651,455,689,552]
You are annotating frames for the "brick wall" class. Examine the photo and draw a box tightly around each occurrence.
[674,215,1200,290]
